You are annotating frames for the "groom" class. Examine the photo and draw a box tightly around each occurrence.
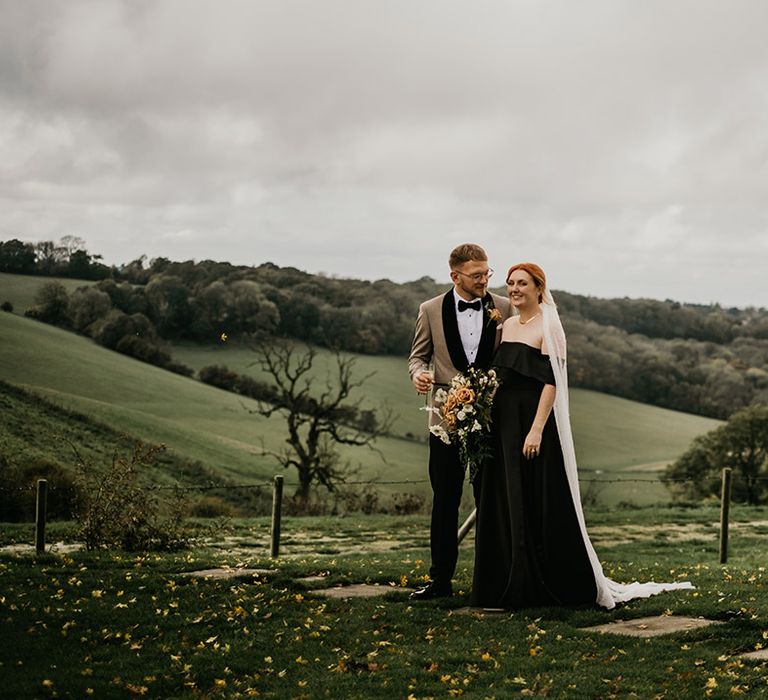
[408,243,510,599]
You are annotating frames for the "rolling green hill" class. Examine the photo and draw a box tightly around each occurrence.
[0,379,222,490]
[0,272,94,315]
[0,311,424,493]
[171,341,722,473]
[0,308,721,505]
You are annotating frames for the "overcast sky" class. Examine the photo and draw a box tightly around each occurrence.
[2,1,767,308]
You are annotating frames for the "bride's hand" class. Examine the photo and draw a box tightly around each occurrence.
[523,428,542,460]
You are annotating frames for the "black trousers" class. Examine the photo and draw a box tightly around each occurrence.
[427,434,480,585]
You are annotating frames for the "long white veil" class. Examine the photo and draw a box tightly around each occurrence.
[540,293,693,609]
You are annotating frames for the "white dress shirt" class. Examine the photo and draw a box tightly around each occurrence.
[453,289,483,364]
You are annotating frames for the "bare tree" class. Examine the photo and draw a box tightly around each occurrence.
[59,235,87,258]
[252,340,391,500]
[34,240,66,274]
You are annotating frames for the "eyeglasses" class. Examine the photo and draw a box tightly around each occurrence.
[454,268,494,282]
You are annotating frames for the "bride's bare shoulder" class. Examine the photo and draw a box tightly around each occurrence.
[502,315,520,328]
[501,316,520,340]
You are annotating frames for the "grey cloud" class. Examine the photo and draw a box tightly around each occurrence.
[2,0,768,307]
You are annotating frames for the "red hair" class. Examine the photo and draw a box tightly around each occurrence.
[506,262,547,302]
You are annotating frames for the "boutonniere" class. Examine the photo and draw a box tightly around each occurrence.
[484,300,502,325]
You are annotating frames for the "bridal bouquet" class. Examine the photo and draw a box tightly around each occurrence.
[427,367,499,482]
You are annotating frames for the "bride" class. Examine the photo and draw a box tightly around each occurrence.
[471,262,693,610]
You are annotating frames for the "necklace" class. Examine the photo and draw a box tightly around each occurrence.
[518,312,540,325]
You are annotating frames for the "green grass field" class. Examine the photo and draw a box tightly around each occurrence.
[1,505,767,698]
[0,312,425,491]
[173,341,721,504]
[0,271,94,315]
[172,339,721,471]
[0,271,722,505]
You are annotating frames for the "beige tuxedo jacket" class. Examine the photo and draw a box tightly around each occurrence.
[408,290,511,428]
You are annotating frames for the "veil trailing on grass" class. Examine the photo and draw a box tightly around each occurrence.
[540,294,694,609]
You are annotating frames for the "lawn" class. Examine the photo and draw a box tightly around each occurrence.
[1,505,766,698]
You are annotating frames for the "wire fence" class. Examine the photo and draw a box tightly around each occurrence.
[1,467,763,562]
[2,472,768,496]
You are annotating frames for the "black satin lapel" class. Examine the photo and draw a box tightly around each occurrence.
[475,293,498,369]
[441,291,469,372]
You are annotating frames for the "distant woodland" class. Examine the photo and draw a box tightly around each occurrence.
[2,236,767,420]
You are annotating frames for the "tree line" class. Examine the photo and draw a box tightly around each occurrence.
[0,237,111,280]
[665,404,768,505]
[3,237,768,420]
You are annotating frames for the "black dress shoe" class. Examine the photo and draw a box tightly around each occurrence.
[409,582,453,600]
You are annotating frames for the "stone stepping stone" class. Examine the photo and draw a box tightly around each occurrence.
[453,607,509,616]
[295,575,329,585]
[181,568,273,580]
[311,583,413,599]
[582,615,723,638]
[739,649,768,661]
[0,542,83,554]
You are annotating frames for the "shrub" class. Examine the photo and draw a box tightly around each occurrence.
[199,364,239,391]
[164,359,195,377]
[24,281,70,326]
[91,310,156,349]
[665,403,768,504]
[115,334,172,364]
[111,332,193,377]
[187,495,240,518]
[73,443,189,551]
[283,493,331,516]
[198,365,277,401]
[0,301,12,313]
[390,491,426,515]
[0,453,34,522]
[235,374,278,402]
[68,287,112,332]
[0,454,81,522]
[333,485,380,515]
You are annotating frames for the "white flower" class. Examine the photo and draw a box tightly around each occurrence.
[471,420,482,432]
[457,410,466,421]
[433,388,448,403]
[429,424,451,444]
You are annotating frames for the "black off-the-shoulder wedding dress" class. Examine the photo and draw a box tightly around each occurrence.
[471,341,597,609]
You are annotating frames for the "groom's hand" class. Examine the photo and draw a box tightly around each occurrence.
[413,371,434,395]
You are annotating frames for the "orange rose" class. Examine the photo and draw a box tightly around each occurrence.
[455,387,475,405]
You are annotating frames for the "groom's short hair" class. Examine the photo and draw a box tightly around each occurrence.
[449,244,487,269]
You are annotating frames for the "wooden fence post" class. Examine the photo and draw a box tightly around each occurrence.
[270,475,284,558]
[457,508,477,545]
[35,479,48,555]
[719,467,732,564]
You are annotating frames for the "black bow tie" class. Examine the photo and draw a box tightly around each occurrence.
[458,299,482,312]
